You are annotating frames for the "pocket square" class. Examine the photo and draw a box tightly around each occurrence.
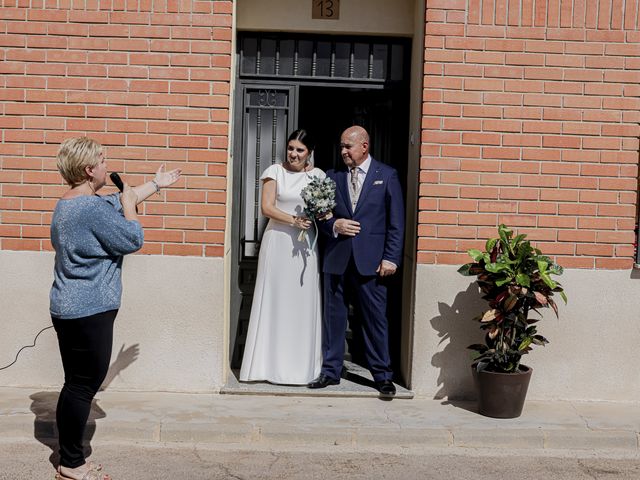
[373,180,384,185]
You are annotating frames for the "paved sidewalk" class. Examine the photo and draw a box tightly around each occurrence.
[1,387,639,456]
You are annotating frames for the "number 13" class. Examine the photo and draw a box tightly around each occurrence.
[316,0,335,18]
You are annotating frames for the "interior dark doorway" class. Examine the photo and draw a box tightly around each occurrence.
[298,86,408,191]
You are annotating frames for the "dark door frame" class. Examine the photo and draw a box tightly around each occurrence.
[228,32,412,386]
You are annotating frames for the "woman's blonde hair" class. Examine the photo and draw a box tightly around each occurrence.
[56,137,103,187]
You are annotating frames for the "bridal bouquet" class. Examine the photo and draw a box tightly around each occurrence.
[298,176,337,247]
[301,176,337,219]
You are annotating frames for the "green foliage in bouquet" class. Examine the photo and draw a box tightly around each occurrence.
[458,225,567,373]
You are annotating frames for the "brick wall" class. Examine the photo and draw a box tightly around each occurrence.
[0,0,232,256]
[420,0,640,269]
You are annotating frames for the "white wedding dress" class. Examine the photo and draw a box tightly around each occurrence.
[239,163,324,385]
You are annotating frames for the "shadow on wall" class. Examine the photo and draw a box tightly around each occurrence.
[29,343,139,468]
[429,282,486,401]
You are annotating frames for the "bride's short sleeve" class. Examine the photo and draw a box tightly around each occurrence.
[311,168,326,180]
[260,163,280,181]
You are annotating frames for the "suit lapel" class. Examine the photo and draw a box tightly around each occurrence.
[336,170,353,216]
[353,159,380,214]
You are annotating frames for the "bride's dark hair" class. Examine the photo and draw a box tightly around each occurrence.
[287,129,315,153]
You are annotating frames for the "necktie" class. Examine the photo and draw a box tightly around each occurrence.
[350,167,361,209]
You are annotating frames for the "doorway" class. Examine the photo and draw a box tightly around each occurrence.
[229,32,410,389]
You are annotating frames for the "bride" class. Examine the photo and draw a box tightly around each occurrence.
[239,129,325,385]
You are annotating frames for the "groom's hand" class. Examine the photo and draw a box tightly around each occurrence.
[376,260,397,277]
[334,218,361,237]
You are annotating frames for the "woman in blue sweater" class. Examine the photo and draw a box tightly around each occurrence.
[50,137,180,480]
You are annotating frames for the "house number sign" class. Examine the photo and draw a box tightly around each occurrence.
[312,0,340,20]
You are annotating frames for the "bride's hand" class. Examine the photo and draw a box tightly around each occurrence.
[293,216,312,230]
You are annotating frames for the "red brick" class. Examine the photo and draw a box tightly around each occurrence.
[543,108,581,121]
[576,244,614,256]
[541,189,580,202]
[461,159,500,171]
[478,201,517,213]
[559,176,598,189]
[595,258,633,269]
[504,107,542,120]
[499,187,539,200]
[599,178,637,191]
[480,173,519,186]
[504,79,543,92]
[542,135,581,149]
[582,137,621,150]
[497,214,536,226]
[562,149,600,162]
[482,147,521,159]
[458,213,499,225]
[459,186,499,199]
[519,201,557,214]
[596,231,636,244]
[522,121,563,134]
[501,161,540,173]
[597,204,636,217]
[421,185,459,198]
[538,216,577,228]
[440,172,480,184]
[562,122,600,136]
[520,175,558,187]
[439,199,478,212]
[579,190,618,203]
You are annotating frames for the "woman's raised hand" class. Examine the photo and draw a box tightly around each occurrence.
[154,164,182,188]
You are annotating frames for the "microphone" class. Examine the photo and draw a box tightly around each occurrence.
[110,172,124,192]
[110,172,137,212]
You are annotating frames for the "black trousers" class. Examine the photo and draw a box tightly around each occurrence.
[52,310,117,468]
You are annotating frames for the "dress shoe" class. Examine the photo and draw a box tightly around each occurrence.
[307,374,340,389]
[376,379,396,397]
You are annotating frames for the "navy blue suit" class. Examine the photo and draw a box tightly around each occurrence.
[320,158,404,382]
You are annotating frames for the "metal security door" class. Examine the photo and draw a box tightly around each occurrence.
[230,84,297,368]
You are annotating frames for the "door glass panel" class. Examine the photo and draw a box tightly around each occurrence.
[353,42,370,79]
[372,43,388,79]
[278,39,295,76]
[258,38,277,75]
[296,40,314,76]
[315,41,331,77]
[241,37,258,74]
[390,44,404,81]
[333,41,350,78]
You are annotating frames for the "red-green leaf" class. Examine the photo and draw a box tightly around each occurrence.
[481,309,498,322]
[533,291,548,305]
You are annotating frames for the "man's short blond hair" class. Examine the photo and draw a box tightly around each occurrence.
[56,137,103,187]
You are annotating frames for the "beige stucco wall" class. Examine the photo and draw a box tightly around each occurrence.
[412,264,640,402]
[0,250,225,392]
[237,0,415,36]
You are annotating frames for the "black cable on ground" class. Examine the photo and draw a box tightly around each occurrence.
[0,326,54,370]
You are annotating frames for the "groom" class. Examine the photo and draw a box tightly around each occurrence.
[309,126,404,397]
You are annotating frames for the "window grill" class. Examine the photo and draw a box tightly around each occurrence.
[238,32,409,85]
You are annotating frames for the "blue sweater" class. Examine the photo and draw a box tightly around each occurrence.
[50,194,144,319]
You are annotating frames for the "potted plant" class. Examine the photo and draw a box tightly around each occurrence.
[458,224,567,418]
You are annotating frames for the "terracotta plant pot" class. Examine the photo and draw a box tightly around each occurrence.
[471,365,533,419]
